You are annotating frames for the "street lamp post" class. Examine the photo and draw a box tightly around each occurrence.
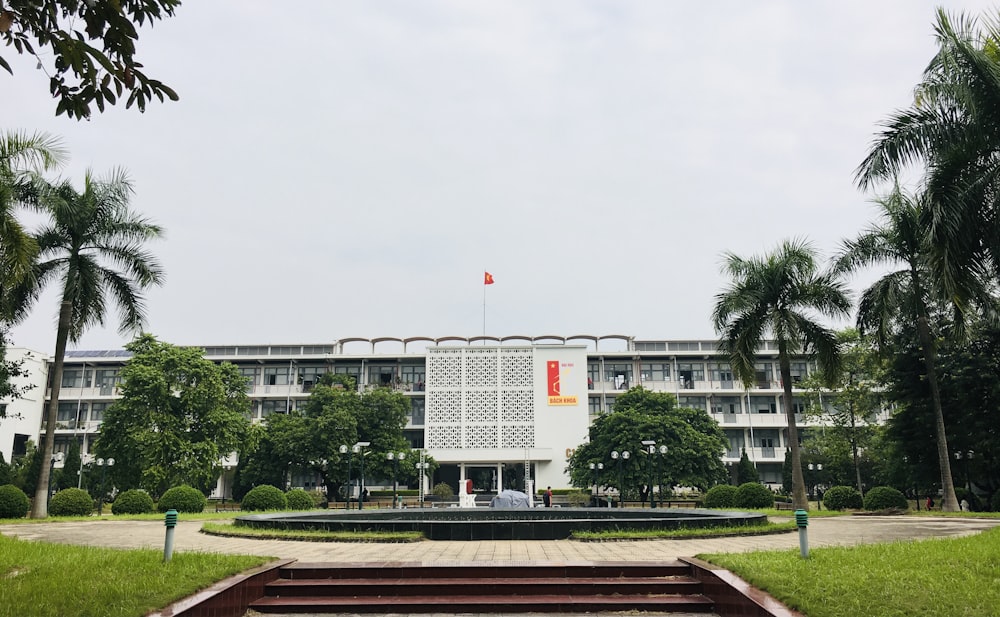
[807,463,823,509]
[356,441,370,510]
[48,452,64,509]
[96,457,115,515]
[588,462,604,506]
[415,461,429,508]
[387,452,406,508]
[641,441,656,508]
[611,450,630,508]
[339,445,353,510]
[657,445,668,507]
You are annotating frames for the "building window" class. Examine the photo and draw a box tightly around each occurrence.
[677,396,707,411]
[640,362,671,382]
[260,400,288,417]
[94,368,120,392]
[676,362,704,388]
[238,367,258,390]
[401,365,425,389]
[409,398,425,425]
[298,366,326,390]
[604,363,632,390]
[711,396,742,414]
[60,368,91,388]
[588,398,602,415]
[587,363,601,386]
[749,396,777,413]
[263,366,290,386]
[789,362,808,384]
[754,363,774,388]
[369,366,396,387]
[90,403,108,422]
[708,362,734,383]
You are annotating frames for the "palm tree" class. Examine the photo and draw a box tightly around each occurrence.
[713,239,851,510]
[0,130,66,320]
[832,185,960,511]
[856,9,1000,310]
[22,169,164,518]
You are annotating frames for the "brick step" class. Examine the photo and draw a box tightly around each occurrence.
[263,575,703,597]
[248,593,717,614]
[280,561,693,580]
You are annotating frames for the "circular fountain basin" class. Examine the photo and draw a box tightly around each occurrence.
[235,507,766,541]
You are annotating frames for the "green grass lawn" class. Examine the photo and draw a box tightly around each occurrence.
[201,521,424,542]
[701,526,1000,617]
[0,534,270,617]
[571,521,797,540]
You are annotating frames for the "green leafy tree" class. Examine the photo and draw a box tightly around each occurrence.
[833,186,960,511]
[17,169,163,517]
[856,9,1000,308]
[885,321,1000,501]
[567,387,728,496]
[95,335,250,497]
[55,439,80,490]
[1,130,66,309]
[0,451,12,485]
[799,329,884,495]
[0,1,181,119]
[736,449,759,485]
[244,374,415,502]
[1,131,65,407]
[713,239,852,509]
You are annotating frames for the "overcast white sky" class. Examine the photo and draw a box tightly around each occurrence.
[5,1,996,353]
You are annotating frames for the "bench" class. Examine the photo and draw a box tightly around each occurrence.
[214,503,241,512]
[774,501,795,511]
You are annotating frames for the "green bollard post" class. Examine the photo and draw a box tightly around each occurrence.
[795,508,809,559]
[164,509,178,562]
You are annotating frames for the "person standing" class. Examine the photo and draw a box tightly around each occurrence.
[543,486,553,507]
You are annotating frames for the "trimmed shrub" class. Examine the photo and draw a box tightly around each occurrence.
[111,489,155,515]
[565,491,590,507]
[0,484,31,519]
[307,489,328,508]
[432,482,454,498]
[241,485,288,511]
[285,488,314,511]
[823,485,863,511]
[863,486,908,511]
[734,482,774,509]
[158,485,208,513]
[703,485,738,509]
[49,488,93,516]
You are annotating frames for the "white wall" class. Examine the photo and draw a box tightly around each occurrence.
[0,348,48,461]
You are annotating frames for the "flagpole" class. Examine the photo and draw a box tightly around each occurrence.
[483,269,487,338]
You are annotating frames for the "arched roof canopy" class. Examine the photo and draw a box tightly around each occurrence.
[435,336,470,345]
[499,335,533,344]
[533,335,566,344]
[468,336,501,344]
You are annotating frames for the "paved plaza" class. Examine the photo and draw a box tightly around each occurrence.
[2,515,998,563]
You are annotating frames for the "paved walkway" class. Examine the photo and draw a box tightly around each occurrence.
[2,515,997,562]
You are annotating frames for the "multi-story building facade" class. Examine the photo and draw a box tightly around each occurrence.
[0,335,845,495]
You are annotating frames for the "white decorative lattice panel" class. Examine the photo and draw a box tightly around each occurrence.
[465,424,499,448]
[501,425,535,448]
[464,390,497,424]
[427,391,462,423]
[427,425,462,448]
[500,350,533,388]
[463,349,498,387]
[500,390,534,423]
[427,349,462,388]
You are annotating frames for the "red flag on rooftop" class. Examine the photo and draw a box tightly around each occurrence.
[484,272,495,285]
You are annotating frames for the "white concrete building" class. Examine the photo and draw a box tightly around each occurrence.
[0,335,841,492]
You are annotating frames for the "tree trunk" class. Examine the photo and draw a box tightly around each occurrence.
[30,298,73,518]
[916,313,959,512]
[779,343,809,510]
[850,402,864,496]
